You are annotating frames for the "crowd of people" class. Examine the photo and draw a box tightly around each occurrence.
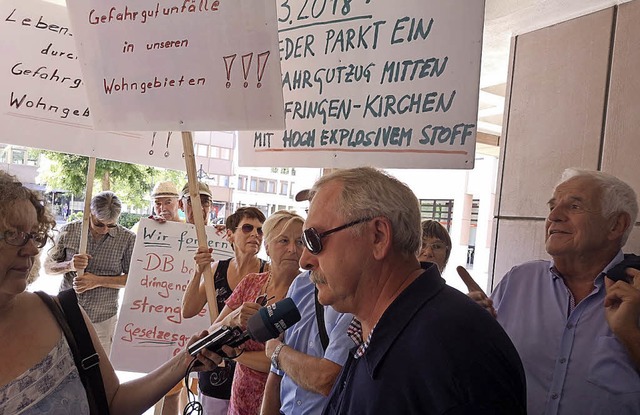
[1,165,639,415]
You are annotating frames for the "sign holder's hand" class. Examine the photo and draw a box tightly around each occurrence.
[456,266,497,317]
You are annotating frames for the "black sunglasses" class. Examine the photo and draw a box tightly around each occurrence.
[0,230,49,249]
[91,216,117,228]
[302,217,372,255]
[241,223,263,236]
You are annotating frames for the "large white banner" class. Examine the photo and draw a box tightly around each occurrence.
[65,0,285,132]
[111,218,234,373]
[0,0,194,170]
[238,0,485,169]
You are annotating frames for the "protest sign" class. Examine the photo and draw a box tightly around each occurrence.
[65,0,285,132]
[239,0,485,169]
[0,0,193,170]
[111,218,234,372]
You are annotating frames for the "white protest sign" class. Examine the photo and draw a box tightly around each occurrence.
[111,218,233,373]
[0,0,194,170]
[239,0,485,169]
[65,0,285,132]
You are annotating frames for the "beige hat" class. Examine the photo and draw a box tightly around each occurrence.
[180,181,213,199]
[151,181,179,198]
[295,188,312,202]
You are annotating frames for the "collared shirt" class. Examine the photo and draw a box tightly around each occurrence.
[49,220,135,323]
[323,266,526,415]
[274,271,354,415]
[492,251,640,415]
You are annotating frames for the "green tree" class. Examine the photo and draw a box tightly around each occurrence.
[38,151,184,210]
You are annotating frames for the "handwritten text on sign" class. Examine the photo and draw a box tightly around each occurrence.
[111,218,233,373]
[0,0,193,170]
[65,0,285,131]
[239,0,485,169]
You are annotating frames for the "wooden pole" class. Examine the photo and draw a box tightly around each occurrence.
[182,131,219,322]
[77,157,96,277]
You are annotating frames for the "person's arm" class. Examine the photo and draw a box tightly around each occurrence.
[79,308,221,415]
[457,266,497,317]
[73,273,127,293]
[264,339,342,395]
[183,248,217,319]
[260,372,283,415]
[604,268,640,370]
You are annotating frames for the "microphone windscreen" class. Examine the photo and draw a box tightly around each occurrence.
[247,297,301,342]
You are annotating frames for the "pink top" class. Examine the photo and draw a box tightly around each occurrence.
[225,271,270,415]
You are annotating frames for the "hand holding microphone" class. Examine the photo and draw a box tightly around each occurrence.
[188,297,301,357]
[457,266,497,318]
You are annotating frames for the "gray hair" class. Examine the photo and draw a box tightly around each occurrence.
[90,191,122,223]
[263,210,304,245]
[560,168,638,245]
[310,167,421,256]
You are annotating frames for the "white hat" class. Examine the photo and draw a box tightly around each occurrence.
[151,181,179,198]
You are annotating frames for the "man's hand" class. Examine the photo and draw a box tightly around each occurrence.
[71,253,91,271]
[605,268,640,340]
[223,302,262,329]
[73,272,100,293]
[149,214,168,223]
[457,266,497,317]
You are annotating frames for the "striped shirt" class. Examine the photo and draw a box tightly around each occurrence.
[49,220,135,323]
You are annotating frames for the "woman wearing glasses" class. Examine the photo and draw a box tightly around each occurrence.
[195,210,304,415]
[183,206,268,415]
[418,220,452,273]
[0,171,221,415]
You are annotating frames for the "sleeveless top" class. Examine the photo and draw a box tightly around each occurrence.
[198,258,266,399]
[0,336,90,414]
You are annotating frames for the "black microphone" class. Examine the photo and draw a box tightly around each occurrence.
[188,297,301,357]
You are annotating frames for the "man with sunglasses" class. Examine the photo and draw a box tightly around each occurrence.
[298,167,526,415]
[45,191,135,355]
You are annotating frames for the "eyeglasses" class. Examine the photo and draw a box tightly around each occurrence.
[0,230,48,248]
[421,242,448,251]
[302,217,372,255]
[91,217,117,228]
[240,223,263,235]
[185,197,212,208]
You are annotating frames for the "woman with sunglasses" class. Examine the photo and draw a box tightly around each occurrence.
[418,220,452,273]
[183,206,268,415]
[208,210,304,415]
[0,171,221,415]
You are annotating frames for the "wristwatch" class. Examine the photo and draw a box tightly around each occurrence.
[271,343,286,371]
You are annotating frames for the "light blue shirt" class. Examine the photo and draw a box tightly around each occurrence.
[492,251,640,415]
[273,271,354,415]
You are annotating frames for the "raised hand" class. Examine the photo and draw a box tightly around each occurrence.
[457,266,497,317]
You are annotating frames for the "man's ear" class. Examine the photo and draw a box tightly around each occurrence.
[371,217,393,260]
[608,212,631,241]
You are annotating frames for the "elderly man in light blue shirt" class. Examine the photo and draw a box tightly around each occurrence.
[476,168,640,414]
[261,271,354,415]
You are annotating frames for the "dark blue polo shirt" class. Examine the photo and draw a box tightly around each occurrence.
[322,266,526,414]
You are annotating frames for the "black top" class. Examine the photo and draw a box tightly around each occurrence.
[322,266,527,415]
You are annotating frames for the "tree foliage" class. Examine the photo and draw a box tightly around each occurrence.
[38,151,185,210]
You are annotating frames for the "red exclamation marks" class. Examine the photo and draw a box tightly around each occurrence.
[223,54,236,89]
[256,51,270,88]
[242,53,253,88]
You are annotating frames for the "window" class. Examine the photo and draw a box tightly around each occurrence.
[26,150,39,166]
[210,146,221,159]
[220,148,231,160]
[280,181,289,195]
[238,176,248,191]
[250,178,258,192]
[267,180,276,193]
[11,149,25,165]
[196,144,208,157]
[0,146,7,164]
[419,199,454,230]
[258,179,267,193]
[219,175,230,187]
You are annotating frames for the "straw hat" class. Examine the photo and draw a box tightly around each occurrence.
[151,181,179,198]
[180,181,213,199]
